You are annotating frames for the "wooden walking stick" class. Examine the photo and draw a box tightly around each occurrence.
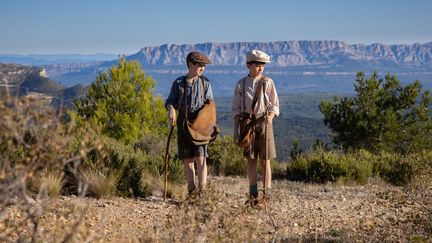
[163,125,174,202]
[263,111,269,211]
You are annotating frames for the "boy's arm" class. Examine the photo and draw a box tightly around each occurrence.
[231,83,242,119]
[232,83,242,143]
[165,81,179,110]
[266,111,275,124]
[204,80,214,101]
[266,79,280,117]
[165,81,179,126]
[233,114,240,144]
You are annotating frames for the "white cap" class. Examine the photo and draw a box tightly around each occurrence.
[246,50,271,63]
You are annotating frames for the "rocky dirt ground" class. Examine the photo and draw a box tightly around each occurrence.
[3,176,432,242]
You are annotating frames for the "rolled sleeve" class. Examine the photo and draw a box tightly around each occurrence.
[205,81,214,100]
[231,83,242,119]
[165,80,179,110]
[266,78,280,117]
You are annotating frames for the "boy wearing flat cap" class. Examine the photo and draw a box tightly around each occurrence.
[232,49,280,207]
[165,51,214,196]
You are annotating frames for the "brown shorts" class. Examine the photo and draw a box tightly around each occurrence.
[244,121,276,160]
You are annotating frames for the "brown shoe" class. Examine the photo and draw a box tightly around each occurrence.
[255,195,271,210]
[244,196,259,208]
[186,189,199,201]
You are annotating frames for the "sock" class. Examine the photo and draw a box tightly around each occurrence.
[249,184,258,198]
[264,187,271,197]
[188,183,196,194]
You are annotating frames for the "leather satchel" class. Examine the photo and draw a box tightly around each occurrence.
[237,112,253,148]
[185,99,219,145]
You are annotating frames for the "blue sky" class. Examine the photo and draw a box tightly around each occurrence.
[1,0,431,55]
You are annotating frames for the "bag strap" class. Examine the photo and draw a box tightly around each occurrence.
[200,77,205,102]
[251,76,266,112]
[181,78,188,119]
[241,76,267,117]
[241,77,246,113]
[181,76,206,120]
[191,76,205,110]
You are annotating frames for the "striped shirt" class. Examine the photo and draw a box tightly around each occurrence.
[165,75,213,113]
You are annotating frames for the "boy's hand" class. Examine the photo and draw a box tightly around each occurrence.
[233,131,239,144]
[167,106,176,126]
[233,115,240,144]
[266,112,275,124]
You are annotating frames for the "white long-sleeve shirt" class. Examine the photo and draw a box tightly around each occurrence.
[232,75,280,119]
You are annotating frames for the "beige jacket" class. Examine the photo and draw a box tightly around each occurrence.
[231,75,279,119]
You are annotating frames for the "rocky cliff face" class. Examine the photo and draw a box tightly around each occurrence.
[128,41,432,67]
[0,63,48,87]
[0,63,82,106]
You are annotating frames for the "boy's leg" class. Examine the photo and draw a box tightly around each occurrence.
[261,159,272,191]
[247,158,258,198]
[195,156,207,191]
[183,158,196,193]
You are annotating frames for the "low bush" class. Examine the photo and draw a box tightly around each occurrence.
[208,135,286,179]
[287,149,373,184]
[96,134,184,198]
[208,135,245,176]
[271,160,287,180]
[372,151,432,186]
[287,149,432,185]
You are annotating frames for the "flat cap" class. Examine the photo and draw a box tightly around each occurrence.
[246,50,271,63]
[186,51,211,65]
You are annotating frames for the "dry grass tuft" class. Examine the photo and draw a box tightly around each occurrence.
[38,170,65,198]
[80,167,119,198]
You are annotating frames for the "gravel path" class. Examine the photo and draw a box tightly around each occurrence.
[3,177,431,242]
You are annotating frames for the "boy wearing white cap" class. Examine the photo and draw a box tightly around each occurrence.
[232,49,280,207]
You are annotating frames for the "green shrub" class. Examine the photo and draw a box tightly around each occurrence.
[287,155,309,181]
[97,135,184,198]
[371,151,426,186]
[208,135,286,179]
[102,136,153,197]
[287,149,373,184]
[208,135,245,176]
[271,160,287,180]
[287,148,432,186]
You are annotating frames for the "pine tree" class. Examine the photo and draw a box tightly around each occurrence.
[74,58,167,144]
[319,71,432,153]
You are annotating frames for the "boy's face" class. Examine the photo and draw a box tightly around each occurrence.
[247,62,266,77]
[188,62,206,77]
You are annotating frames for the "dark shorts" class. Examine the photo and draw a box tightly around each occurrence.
[244,121,276,160]
[177,113,208,160]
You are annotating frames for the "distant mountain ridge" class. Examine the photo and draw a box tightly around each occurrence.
[2,40,432,96]
[129,41,432,68]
